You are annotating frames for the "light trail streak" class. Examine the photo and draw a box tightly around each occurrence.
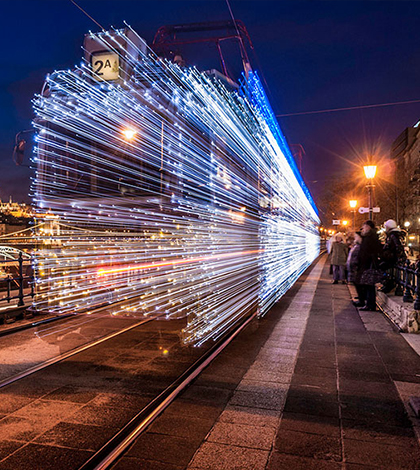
[31,26,320,344]
[97,249,262,276]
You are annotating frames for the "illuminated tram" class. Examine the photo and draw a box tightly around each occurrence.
[32,23,320,345]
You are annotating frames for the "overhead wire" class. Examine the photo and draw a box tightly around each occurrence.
[276,98,420,117]
[69,0,105,31]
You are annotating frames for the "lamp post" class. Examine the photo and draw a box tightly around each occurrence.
[349,200,357,229]
[404,221,412,256]
[363,165,377,220]
[122,128,136,140]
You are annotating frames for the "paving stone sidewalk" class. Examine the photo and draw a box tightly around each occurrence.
[114,256,420,469]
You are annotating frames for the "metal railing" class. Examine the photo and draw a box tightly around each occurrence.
[0,252,34,307]
[387,260,420,310]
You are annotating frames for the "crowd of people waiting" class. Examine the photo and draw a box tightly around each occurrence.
[327,219,407,311]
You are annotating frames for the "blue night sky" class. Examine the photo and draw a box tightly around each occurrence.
[1,0,419,203]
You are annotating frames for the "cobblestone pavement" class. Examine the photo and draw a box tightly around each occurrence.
[115,255,420,470]
[2,255,420,470]
[0,316,210,470]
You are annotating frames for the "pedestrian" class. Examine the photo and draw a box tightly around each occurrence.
[357,220,382,311]
[345,233,355,281]
[330,234,349,284]
[347,231,364,306]
[326,234,334,254]
[346,233,354,248]
[379,219,406,293]
[327,234,335,274]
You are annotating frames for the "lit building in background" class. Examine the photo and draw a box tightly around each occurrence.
[392,121,420,226]
[32,25,319,345]
[0,197,33,218]
[0,197,34,239]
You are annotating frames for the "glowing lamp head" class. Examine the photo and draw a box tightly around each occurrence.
[349,200,357,209]
[342,220,348,226]
[404,221,411,228]
[122,129,136,140]
[363,165,377,179]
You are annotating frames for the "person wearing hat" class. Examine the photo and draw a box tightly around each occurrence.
[380,219,406,293]
[347,231,364,306]
[330,234,349,284]
[357,220,382,311]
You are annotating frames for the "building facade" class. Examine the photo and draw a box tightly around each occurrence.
[0,197,32,218]
[392,121,420,227]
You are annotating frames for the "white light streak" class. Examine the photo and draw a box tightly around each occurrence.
[31,27,320,345]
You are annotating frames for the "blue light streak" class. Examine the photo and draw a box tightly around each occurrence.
[31,27,320,345]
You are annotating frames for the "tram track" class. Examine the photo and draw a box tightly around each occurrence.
[0,294,174,389]
[0,312,162,390]
[0,312,77,338]
[0,296,148,338]
[0,297,259,470]
[0,261,321,469]
[78,310,257,470]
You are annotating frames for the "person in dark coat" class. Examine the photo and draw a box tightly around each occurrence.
[347,231,364,306]
[330,235,349,284]
[380,219,406,293]
[357,220,382,311]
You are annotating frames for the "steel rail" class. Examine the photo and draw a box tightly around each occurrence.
[0,293,157,337]
[78,310,257,470]
[0,313,162,390]
[0,312,77,338]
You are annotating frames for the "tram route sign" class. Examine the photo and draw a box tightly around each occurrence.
[358,207,380,214]
[91,52,120,81]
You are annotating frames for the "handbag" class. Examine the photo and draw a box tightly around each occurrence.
[360,260,383,285]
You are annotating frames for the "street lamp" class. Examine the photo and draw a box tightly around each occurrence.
[122,128,136,140]
[363,165,377,220]
[349,200,357,228]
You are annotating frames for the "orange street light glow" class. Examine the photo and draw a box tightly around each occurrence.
[349,200,357,208]
[122,129,136,140]
[363,165,377,179]
[97,249,264,276]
